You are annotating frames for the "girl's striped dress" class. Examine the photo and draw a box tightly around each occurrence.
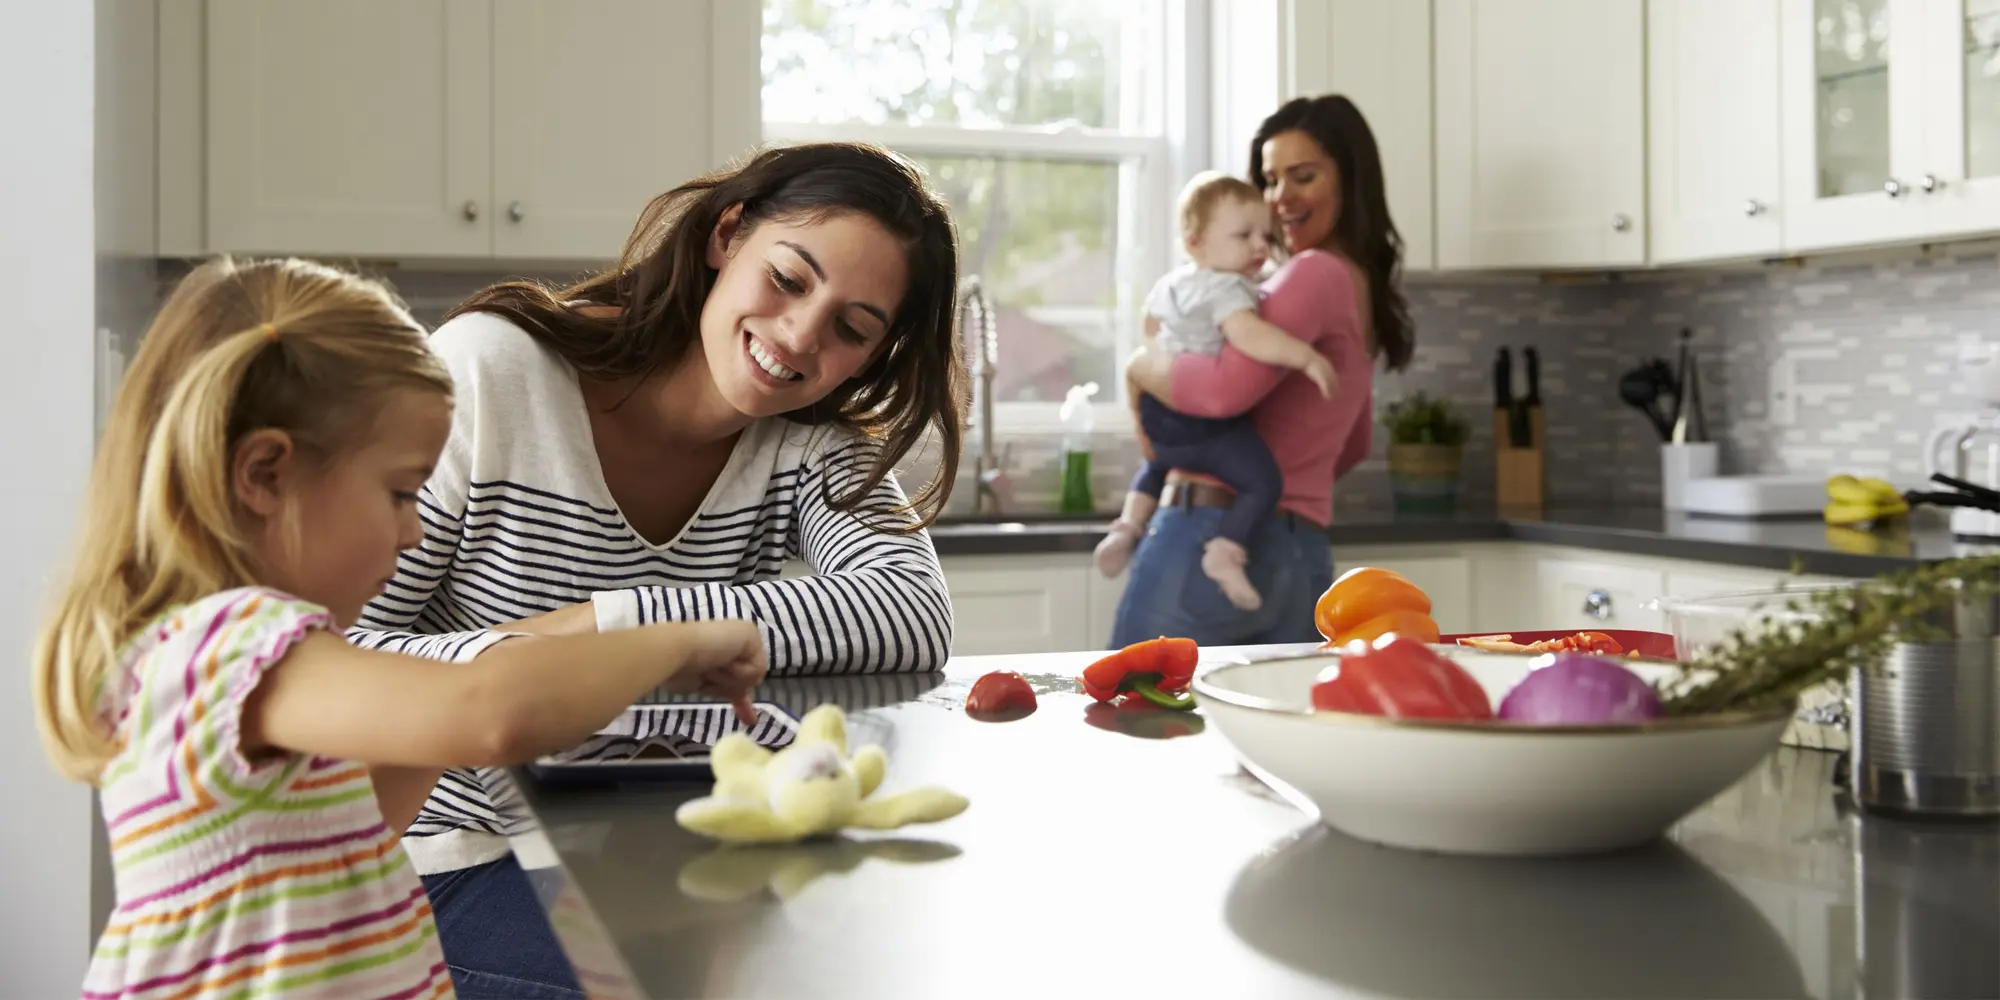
[84,587,453,1000]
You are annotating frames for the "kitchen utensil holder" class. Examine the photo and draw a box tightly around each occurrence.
[1851,588,2000,819]
[1661,442,1720,511]
[1495,408,1545,508]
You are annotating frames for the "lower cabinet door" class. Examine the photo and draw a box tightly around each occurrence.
[940,556,1090,656]
[1534,557,1667,633]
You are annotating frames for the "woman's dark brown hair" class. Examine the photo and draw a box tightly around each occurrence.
[1248,95,1414,372]
[448,142,965,531]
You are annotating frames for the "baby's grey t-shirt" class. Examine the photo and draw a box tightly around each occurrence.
[1142,263,1262,356]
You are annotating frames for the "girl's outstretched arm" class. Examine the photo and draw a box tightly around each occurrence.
[241,620,765,769]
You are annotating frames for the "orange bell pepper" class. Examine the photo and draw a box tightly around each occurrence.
[1315,567,1434,643]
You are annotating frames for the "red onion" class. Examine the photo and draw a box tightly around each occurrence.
[1497,654,1664,724]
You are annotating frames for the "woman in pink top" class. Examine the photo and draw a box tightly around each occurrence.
[1113,95,1416,646]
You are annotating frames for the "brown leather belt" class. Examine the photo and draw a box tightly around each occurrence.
[1160,481,1305,528]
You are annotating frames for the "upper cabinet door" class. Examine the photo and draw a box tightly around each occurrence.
[1904,0,2000,240]
[1434,0,1647,270]
[205,0,493,257]
[1648,0,1786,264]
[491,1,733,259]
[1778,0,1932,252]
[1285,0,1435,271]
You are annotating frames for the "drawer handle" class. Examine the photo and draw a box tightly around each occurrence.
[1583,589,1613,620]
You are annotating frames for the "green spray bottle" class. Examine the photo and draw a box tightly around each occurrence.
[1058,381,1099,514]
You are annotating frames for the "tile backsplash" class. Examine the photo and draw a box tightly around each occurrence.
[1630,249,2000,486]
[155,248,1998,519]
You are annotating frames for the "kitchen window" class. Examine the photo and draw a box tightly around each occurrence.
[762,0,1195,427]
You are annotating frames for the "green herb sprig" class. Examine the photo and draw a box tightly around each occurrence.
[1659,555,2000,717]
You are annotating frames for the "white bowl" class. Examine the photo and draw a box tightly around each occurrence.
[1192,648,1789,856]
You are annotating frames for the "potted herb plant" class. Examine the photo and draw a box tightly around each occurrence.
[1382,391,1469,514]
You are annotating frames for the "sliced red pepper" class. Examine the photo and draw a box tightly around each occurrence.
[1455,631,1625,656]
[1311,634,1493,720]
[1078,636,1199,710]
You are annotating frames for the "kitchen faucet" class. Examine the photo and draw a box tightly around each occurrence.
[959,275,1006,516]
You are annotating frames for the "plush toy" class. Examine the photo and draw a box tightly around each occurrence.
[675,704,968,844]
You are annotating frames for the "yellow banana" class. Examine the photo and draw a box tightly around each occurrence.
[1859,477,1902,505]
[1824,524,1881,555]
[1826,475,1878,505]
[1824,501,1882,526]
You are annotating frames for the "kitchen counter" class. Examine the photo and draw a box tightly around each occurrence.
[495,652,2000,1000]
[928,506,1984,577]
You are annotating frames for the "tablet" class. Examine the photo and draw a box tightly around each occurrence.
[525,701,802,786]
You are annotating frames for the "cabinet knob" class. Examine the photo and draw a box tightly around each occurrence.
[1884,178,1905,198]
[1743,198,1766,217]
[507,201,526,223]
[1921,173,1945,194]
[461,200,479,222]
[1583,589,1613,620]
[1611,213,1632,232]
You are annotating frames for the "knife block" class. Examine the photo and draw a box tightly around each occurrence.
[1494,408,1546,509]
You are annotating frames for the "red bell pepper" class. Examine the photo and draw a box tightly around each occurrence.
[1078,636,1199,710]
[1311,634,1493,720]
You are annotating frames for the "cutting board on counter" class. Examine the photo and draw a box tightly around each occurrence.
[1678,475,1825,518]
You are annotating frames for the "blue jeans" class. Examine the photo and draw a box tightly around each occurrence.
[1131,395,1282,547]
[1109,505,1333,648]
[421,856,585,1000]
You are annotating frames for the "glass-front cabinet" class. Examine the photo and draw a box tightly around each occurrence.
[1915,0,2000,240]
[1783,0,2000,251]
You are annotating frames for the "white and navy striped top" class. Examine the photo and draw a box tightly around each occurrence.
[348,312,953,875]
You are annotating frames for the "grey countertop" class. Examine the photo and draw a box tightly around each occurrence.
[928,506,1987,578]
[497,653,2000,1000]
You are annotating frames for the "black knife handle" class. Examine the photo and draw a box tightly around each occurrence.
[1930,472,2000,504]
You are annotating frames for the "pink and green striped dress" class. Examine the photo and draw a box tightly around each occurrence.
[84,587,453,1000]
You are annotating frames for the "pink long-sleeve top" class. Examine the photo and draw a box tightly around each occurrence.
[1167,249,1373,528]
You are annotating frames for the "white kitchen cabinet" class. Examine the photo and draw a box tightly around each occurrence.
[1776,0,2000,251]
[1434,0,1647,269]
[939,555,1092,656]
[1283,0,1435,271]
[1648,0,1788,264]
[205,1,495,257]
[193,0,758,260]
[490,0,757,259]
[1778,0,1930,251]
[1532,555,1667,633]
[1897,0,2000,242]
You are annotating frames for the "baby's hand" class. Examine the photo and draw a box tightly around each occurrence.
[1301,353,1338,399]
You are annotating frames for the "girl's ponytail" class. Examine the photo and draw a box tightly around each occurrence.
[131,324,276,611]
[32,324,275,780]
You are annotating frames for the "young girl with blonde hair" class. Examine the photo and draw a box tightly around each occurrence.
[35,256,767,1000]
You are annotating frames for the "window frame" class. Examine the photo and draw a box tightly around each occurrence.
[758,1,1211,434]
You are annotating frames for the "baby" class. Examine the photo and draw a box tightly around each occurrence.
[1096,172,1335,611]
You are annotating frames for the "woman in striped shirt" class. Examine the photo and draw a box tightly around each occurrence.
[34,257,769,1000]
[347,142,966,997]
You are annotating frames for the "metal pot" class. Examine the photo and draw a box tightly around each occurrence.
[1850,588,2000,818]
